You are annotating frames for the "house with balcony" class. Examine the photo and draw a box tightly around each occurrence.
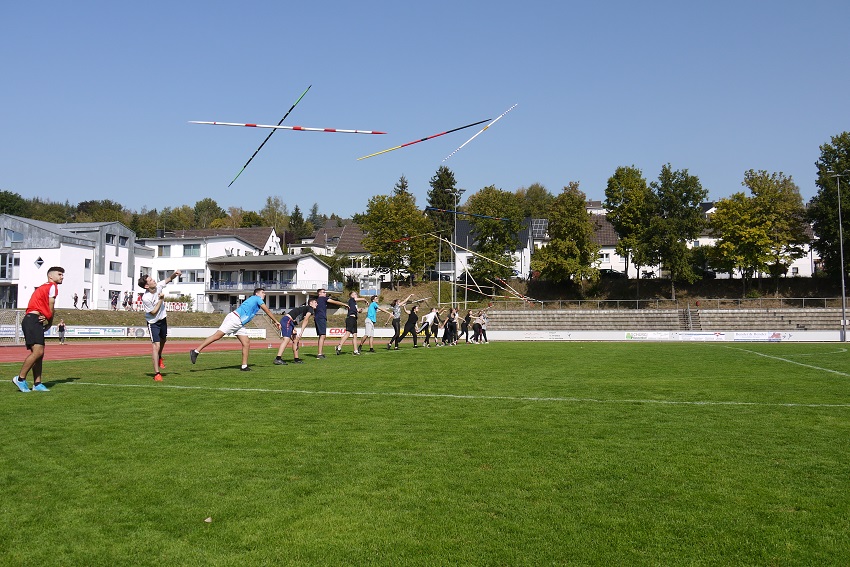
[138,227,333,313]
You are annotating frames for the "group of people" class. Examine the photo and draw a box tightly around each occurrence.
[388,301,489,349]
[11,268,492,392]
[72,291,89,309]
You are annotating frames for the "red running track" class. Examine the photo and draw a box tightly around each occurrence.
[0,339,312,364]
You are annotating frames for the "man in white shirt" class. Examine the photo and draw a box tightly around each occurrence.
[138,270,181,381]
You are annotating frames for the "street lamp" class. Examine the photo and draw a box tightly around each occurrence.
[449,188,465,306]
[829,170,847,342]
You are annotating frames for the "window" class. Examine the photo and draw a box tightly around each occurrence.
[185,269,205,283]
[598,252,610,262]
[158,245,171,258]
[84,258,92,282]
[106,234,116,244]
[0,253,10,279]
[4,229,23,247]
[183,244,200,257]
[119,236,129,246]
[791,267,799,275]
[109,261,122,285]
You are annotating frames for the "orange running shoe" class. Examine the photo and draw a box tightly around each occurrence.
[154,373,163,382]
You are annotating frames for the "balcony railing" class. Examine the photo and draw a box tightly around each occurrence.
[206,280,343,292]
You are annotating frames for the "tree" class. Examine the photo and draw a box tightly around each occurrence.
[744,170,809,290]
[0,190,29,216]
[77,199,126,223]
[708,192,770,293]
[393,175,413,198]
[465,185,523,282]
[194,198,226,228]
[530,182,600,290]
[160,205,196,230]
[808,132,850,281]
[604,166,655,279]
[307,203,326,228]
[130,208,159,238]
[649,164,708,300]
[289,205,308,239]
[515,183,555,218]
[27,198,74,223]
[425,165,459,236]
[260,196,289,234]
[240,210,264,227]
[360,177,435,289]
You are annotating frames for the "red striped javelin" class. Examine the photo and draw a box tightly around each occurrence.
[357,119,491,160]
[190,121,386,134]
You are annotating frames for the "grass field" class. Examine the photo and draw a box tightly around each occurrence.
[2,341,849,566]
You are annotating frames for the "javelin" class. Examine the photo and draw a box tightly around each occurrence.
[425,206,514,222]
[357,119,490,160]
[225,85,311,187]
[190,121,385,135]
[433,234,515,271]
[443,104,517,162]
[388,229,448,244]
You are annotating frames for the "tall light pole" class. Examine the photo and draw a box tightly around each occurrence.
[450,188,465,306]
[829,170,847,342]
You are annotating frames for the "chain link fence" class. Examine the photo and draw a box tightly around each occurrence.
[0,310,22,345]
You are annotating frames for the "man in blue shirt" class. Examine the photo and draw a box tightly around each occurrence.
[358,295,392,353]
[189,288,281,371]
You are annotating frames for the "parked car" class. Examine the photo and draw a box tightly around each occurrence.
[599,268,627,279]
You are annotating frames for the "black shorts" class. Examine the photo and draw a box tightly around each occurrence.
[22,313,45,349]
[345,316,358,334]
[148,318,168,343]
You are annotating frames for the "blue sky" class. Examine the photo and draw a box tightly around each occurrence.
[3,1,849,218]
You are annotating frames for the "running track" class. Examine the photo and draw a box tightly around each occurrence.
[0,340,311,364]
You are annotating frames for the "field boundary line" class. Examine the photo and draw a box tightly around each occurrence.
[722,346,850,377]
[68,382,850,408]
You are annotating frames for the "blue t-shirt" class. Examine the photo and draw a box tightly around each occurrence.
[366,300,379,322]
[234,295,265,325]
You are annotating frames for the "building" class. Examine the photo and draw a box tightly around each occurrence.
[0,215,152,310]
[137,227,333,313]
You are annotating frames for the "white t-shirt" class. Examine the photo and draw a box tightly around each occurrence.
[142,282,168,323]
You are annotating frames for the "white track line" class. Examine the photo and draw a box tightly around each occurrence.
[722,346,850,377]
[69,382,850,408]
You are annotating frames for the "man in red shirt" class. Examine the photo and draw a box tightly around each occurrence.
[13,266,64,393]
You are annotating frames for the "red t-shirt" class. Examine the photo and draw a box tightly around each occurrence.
[27,282,58,319]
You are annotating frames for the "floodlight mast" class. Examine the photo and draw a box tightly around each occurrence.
[829,170,847,342]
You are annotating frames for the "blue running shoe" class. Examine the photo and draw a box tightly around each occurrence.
[32,383,50,392]
[12,376,30,393]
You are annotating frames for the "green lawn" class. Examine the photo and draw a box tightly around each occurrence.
[2,342,849,566]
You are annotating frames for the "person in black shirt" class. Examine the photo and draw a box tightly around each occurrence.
[394,304,420,349]
[275,298,318,365]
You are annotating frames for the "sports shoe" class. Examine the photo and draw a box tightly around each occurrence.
[189,349,198,364]
[394,346,399,350]
[153,373,163,382]
[353,350,361,355]
[32,383,49,392]
[387,343,392,350]
[316,354,326,359]
[274,358,287,365]
[292,358,304,364]
[335,346,341,356]
[159,358,166,369]
[369,348,375,353]
[12,376,29,393]
[240,366,252,372]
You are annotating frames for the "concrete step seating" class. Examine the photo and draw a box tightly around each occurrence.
[487,308,844,331]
